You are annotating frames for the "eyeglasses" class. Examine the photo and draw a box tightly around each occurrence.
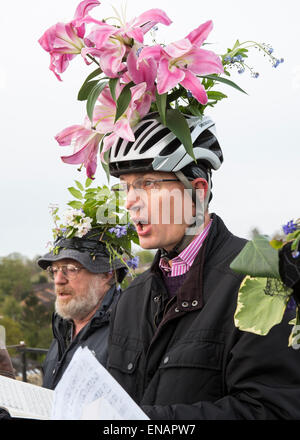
[47,264,84,280]
[111,178,183,194]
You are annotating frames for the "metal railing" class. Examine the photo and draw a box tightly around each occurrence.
[7,343,48,382]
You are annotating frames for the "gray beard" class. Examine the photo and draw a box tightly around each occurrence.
[55,282,102,322]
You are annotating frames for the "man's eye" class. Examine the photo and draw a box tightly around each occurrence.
[143,180,155,187]
[67,266,78,273]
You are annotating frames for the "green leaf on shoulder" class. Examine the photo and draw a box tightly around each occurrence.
[230,235,280,278]
[288,310,300,347]
[234,276,288,335]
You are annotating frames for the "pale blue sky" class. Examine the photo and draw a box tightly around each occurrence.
[0,0,299,258]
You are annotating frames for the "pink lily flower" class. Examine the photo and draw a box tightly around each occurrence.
[38,0,100,80]
[94,82,152,161]
[55,120,103,178]
[127,45,157,93]
[138,20,224,104]
[81,8,172,78]
[55,81,152,175]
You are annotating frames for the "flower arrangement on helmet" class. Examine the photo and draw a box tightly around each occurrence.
[48,177,140,274]
[230,218,300,347]
[39,0,283,179]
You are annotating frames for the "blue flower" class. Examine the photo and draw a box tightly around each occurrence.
[287,296,297,311]
[282,220,297,235]
[292,250,300,259]
[273,59,281,68]
[268,47,274,54]
[127,256,139,269]
[238,68,245,74]
[224,55,232,62]
[109,225,128,238]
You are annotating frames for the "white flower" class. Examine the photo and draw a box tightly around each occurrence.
[62,208,85,226]
[74,216,93,238]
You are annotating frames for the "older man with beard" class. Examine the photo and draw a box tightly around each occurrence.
[37,230,127,390]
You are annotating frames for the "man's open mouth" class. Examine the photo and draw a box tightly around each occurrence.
[134,221,152,236]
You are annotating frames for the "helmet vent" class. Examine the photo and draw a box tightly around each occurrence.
[133,121,153,150]
[140,127,170,154]
[114,137,124,158]
[123,140,135,156]
[134,121,161,151]
[159,136,181,156]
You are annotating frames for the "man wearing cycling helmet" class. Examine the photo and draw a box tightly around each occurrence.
[106,113,300,420]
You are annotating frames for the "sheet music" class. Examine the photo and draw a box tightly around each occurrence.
[0,375,53,419]
[51,346,149,420]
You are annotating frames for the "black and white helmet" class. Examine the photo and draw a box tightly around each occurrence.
[109,112,223,178]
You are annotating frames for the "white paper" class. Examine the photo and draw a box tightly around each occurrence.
[51,346,149,420]
[0,375,53,419]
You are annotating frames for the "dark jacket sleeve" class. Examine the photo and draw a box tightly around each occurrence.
[142,309,300,420]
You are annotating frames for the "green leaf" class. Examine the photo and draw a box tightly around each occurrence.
[206,91,227,101]
[87,81,108,122]
[115,81,135,123]
[269,239,284,250]
[164,109,196,162]
[155,89,167,126]
[77,80,99,101]
[83,67,102,84]
[74,180,84,191]
[288,309,300,347]
[166,88,183,104]
[230,235,280,278]
[68,200,83,209]
[99,137,110,183]
[199,74,247,95]
[77,67,102,100]
[109,78,119,102]
[85,178,93,188]
[234,277,288,335]
[68,187,83,200]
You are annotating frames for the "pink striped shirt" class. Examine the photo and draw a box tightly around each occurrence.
[159,220,212,277]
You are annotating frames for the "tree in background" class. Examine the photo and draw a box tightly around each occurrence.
[0,254,54,350]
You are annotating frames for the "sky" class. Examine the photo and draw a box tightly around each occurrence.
[0,0,299,258]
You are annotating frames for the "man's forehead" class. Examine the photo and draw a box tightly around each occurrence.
[120,171,174,181]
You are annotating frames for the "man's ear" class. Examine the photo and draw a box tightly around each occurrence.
[192,178,208,200]
[102,271,115,286]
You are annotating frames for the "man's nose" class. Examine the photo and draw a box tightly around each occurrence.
[54,269,68,285]
[125,187,141,211]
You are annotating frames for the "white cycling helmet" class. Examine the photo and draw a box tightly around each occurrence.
[109,112,223,177]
